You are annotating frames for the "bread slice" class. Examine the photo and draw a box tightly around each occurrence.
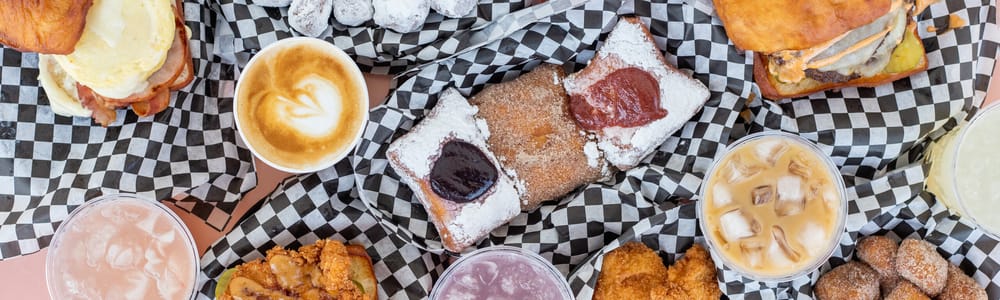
[713,0,891,53]
[754,24,928,99]
[0,0,94,54]
[346,245,378,300]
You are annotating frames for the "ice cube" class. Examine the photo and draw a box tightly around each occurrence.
[739,240,766,267]
[751,185,774,205]
[474,261,498,284]
[771,226,802,262]
[500,276,516,295]
[85,227,116,268]
[719,209,760,242]
[798,221,830,257]
[455,273,478,289]
[712,184,734,208]
[755,139,789,166]
[788,152,814,178]
[726,154,764,184]
[775,176,806,216]
[107,243,138,270]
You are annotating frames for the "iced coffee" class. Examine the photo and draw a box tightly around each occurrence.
[699,133,846,281]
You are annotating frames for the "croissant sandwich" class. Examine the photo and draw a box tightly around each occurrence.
[0,0,194,126]
[714,0,936,99]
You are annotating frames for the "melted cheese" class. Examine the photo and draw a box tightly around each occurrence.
[768,0,908,83]
[53,0,175,99]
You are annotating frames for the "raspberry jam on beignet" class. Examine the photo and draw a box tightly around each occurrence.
[569,67,666,130]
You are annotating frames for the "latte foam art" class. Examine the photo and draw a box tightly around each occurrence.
[236,39,366,171]
[272,75,343,138]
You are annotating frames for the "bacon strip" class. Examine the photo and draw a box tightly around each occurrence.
[75,0,191,126]
[76,83,119,126]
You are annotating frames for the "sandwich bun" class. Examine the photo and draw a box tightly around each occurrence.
[0,0,94,55]
[754,23,928,99]
[53,0,176,99]
[713,0,892,52]
[37,55,92,117]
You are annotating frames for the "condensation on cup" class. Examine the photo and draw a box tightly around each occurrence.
[46,194,199,299]
[925,103,1000,236]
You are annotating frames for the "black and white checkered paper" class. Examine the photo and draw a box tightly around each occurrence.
[0,1,257,259]
[197,0,1000,298]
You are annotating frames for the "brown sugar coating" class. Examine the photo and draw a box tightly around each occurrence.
[814,261,880,300]
[856,235,901,295]
[894,239,948,296]
[471,63,607,210]
[938,264,988,300]
[884,281,930,300]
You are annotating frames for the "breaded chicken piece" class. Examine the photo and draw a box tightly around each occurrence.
[666,244,721,300]
[594,242,719,300]
[219,239,373,300]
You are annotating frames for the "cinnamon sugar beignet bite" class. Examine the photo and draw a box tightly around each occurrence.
[471,64,610,210]
[565,17,710,170]
[387,89,520,253]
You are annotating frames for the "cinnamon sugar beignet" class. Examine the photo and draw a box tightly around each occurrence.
[471,64,610,210]
[564,17,710,170]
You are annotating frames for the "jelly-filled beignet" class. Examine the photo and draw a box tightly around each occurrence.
[387,88,520,253]
[565,17,710,170]
[471,64,609,211]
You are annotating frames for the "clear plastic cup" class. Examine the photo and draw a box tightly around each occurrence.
[926,103,1000,236]
[429,246,573,299]
[46,194,199,299]
[697,132,847,282]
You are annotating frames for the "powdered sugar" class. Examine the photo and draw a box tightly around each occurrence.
[430,0,477,18]
[373,0,429,33]
[583,140,601,169]
[333,0,374,26]
[386,88,520,252]
[565,19,710,169]
[289,0,334,37]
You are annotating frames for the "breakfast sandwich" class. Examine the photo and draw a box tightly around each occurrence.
[214,239,377,300]
[713,0,933,99]
[0,0,194,126]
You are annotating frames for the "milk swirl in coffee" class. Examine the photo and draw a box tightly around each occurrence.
[236,38,367,171]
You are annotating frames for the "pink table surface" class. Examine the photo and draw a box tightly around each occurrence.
[2,54,999,300]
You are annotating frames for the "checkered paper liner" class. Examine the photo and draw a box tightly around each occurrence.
[194,0,998,298]
[0,0,257,259]
[216,0,545,74]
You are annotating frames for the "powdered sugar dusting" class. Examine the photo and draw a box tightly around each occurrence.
[373,0,429,33]
[387,88,520,252]
[565,19,710,169]
[583,140,601,169]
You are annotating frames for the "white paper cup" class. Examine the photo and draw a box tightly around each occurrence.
[234,37,369,174]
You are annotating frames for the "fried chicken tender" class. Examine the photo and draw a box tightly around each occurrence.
[219,239,373,300]
[594,242,719,300]
[666,244,721,300]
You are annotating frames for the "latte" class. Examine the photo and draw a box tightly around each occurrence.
[235,37,368,173]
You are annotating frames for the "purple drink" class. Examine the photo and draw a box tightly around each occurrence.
[430,246,573,300]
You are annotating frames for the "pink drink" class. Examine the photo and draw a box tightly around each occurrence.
[46,194,198,299]
[430,246,573,300]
